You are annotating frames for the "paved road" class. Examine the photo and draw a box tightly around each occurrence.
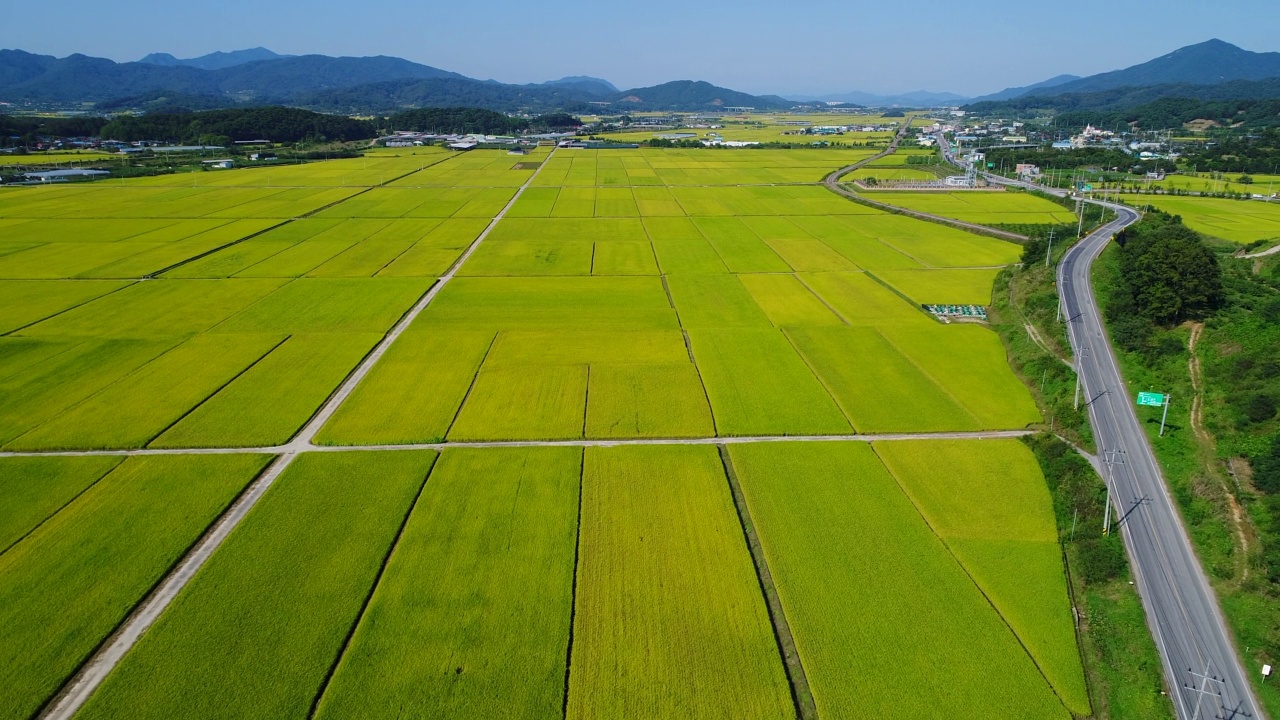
[1060,203,1263,720]
[938,134,1263,719]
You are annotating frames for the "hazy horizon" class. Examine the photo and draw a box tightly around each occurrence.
[4,0,1279,98]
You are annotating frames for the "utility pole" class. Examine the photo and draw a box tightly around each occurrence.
[1183,663,1224,720]
[1074,349,1088,410]
[1102,449,1125,535]
[1076,197,1086,239]
[1045,229,1056,267]
[1160,394,1171,437]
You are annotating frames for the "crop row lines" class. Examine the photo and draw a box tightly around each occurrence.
[34,148,563,720]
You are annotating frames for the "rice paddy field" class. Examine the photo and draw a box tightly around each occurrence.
[1123,195,1280,244]
[860,189,1078,226]
[597,112,910,146]
[0,143,1087,719]
[1133,172,1280,195]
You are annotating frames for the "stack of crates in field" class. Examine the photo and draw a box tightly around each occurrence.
[923,304,988,321]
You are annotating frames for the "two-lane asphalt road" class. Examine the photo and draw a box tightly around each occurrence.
[937,132,1262,717]
[1060,203,1262,719]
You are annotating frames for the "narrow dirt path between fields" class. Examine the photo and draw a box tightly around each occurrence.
[1,429,1037,460]
[1187,322,1254,583]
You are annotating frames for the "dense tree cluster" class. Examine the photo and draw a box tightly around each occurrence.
[1181,127,1280,174]
[99,107,375,144]
[385,107,581,135]
[1104,211,1222,353]
[965,78,1280,130]
[0,115,108,146]
[1056,97,1280,133]
[982,146,1175,174]
[1115,213,1223,323]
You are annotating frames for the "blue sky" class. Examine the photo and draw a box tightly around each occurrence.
[4,0,1278,97]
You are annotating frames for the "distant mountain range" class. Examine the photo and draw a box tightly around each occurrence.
[2,38,1279,115]
[137,47,293,71]
[968,75,1081,103]
[970,39,1280,107]
[540,76,618,95]
[789,90,967,107]
[0,48,794,113]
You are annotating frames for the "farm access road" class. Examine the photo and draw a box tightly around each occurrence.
[936,133,1264,720]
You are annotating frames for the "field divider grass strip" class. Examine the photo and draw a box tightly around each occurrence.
[1057,543,1098,712]
[870,327,985,428]
[441,332,498,440]
[368,234,421,277]
[306,452,439,720]
[37,452,285,720]
[36,149,560,720]
[869,443,1074,716]
[779,328,859,433]
[142,334,290,448]
[4,335,190,451]
[580,365,590,439]
[792,274,851,326]
[0,457,122,558]
[560,448,586,719]
[860,269,944,323]
[1,280,141,337]
[717,444,818,720]
[872,237,933,267]
[149,159,427,279]
[657,273,720,433]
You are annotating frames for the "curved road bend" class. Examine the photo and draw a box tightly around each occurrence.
[1060,202,1262,719]
[937,134,1261,719]
[824,127,1028,243]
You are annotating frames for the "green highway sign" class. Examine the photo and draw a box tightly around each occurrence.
[987,162,994,168]
[1137,392,1165,407]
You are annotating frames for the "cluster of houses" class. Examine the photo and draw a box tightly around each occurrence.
[377,131,573,151]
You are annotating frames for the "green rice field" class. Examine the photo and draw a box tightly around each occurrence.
[0,143,1095,719]
[1125,195,1280,244]
[863,190,1077,226]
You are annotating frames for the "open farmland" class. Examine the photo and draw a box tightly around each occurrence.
[1132,172,1280,196]
[568,445,794,719]
[0,150,543,452]
[0,454,271,720]
[0,142,1093,719]
[1124,195,1280,244]
[860,190,1078,226]
[729,441,1079,718]
[76,451,434,720]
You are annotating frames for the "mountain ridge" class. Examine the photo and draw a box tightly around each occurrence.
[0,49,794,112]
[978,39,1280,102]
[137,48,292,71]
